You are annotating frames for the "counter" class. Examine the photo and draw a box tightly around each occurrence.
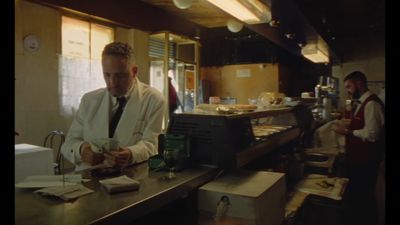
[16,109,305,225]
[15,163,218,225]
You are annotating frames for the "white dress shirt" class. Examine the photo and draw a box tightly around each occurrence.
[109,84,134,120]
[352,91,385,142]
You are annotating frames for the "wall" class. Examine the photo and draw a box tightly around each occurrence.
[15,0,61,146]
[201,63,279,104]
[332,35,385,107]
[15,0,150,148]
[115,28,149,84]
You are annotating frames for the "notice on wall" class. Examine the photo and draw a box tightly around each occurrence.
[236,69,251,78]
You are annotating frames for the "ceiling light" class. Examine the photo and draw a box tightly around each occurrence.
[269,20,280,27]
[207,0,271,24]
[301,36,330,63]
[173,0,193,9]
[297,42,305,48]
[285,33,295,39]
[301,44,329,63]
[227,19,244,33]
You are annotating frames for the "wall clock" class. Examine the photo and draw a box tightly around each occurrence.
[23,34,40,52]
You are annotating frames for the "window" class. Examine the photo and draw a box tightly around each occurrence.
[59,16,114,116]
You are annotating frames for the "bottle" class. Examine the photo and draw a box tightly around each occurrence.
[315,84,321,98]
[322,97,332,120]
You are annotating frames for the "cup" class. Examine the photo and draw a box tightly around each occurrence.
[209,96,221,104]
[301,92,311,98]
[163,148,180,179]
[248,98,257,105]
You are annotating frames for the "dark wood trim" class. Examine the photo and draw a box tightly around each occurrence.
[29,0,205,38]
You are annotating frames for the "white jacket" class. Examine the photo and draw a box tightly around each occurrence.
[61,77,166,170]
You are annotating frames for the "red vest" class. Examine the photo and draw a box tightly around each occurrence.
[345,94,384,166]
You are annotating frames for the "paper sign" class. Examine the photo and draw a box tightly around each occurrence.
[236,69,251,78]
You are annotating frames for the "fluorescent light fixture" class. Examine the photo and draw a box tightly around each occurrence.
[207,0,271,24]
[301,37,330,63]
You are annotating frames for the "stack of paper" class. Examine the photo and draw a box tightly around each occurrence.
[295,174,348,200]
[35,184,94,201]
[15,174,86,188]
[99,175,140,193]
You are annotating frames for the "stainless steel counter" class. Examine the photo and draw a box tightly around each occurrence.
[15,163,218,225]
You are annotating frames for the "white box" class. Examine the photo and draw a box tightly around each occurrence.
[15,144,54,183]
[198,171,286,225]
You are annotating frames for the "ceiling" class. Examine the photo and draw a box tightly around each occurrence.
[139,0,336,61]
[140,0,386,63]
[32,0,385,64]
[140,0,232,28]
[140,0,385,38]
[293,0,385,39]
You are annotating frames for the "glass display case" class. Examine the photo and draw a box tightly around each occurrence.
[167,106,313,169]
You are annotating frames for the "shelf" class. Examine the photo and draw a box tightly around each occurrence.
[236,128,301,168]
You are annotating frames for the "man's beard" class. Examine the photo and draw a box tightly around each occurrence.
[352,88,361,99]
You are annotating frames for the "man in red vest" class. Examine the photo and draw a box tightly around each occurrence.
[333,71,384,225]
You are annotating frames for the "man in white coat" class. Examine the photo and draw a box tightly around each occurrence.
[61,42,166,171]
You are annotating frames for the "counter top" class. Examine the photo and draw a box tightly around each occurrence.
[15,163,218,225]
[180,107,293,119]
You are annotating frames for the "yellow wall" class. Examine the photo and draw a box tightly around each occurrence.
[15,0,150,148]
[201,63,279,104]
[15,0,61,146]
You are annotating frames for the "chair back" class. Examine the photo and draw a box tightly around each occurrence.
[43,130,65,174]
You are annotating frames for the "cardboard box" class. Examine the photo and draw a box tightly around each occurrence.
[198,170,286,225]
[15,144,54,183]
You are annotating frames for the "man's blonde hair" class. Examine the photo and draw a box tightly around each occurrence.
[102,42,136,65]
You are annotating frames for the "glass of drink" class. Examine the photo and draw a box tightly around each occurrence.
[163,148,180,179]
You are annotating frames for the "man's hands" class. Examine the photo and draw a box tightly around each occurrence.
[80,142,105,166]
[333,125,349,135]
[80,142,133,167]
[105,147,133,168]
[332,120,352,135]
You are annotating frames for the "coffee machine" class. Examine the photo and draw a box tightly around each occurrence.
[314,76,339,120]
